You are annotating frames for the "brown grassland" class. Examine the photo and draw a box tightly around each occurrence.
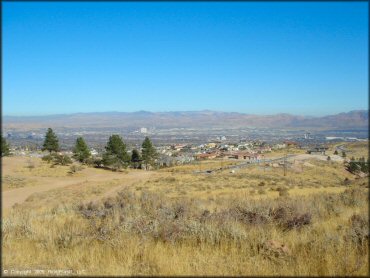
[2,142,369,276]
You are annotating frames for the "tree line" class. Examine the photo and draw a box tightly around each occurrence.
[1,128,158,171]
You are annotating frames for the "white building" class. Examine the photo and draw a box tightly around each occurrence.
[140,127,148,134]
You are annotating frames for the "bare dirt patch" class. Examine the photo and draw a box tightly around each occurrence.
[2,156,156,210]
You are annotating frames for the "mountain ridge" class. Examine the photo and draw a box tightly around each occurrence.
[3,110,368,130]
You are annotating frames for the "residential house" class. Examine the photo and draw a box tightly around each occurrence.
[307,145,329,155]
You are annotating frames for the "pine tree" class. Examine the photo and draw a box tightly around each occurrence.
[342,151,346,158]
[131,149,141,169]
[1,137,10,156]
[359,156,367,172]
[102,135,130,170]
[348,157,358,173]
[73,137,91,163]
[141,137,157,170]
[333,150,338,155]
[42,128,60,153]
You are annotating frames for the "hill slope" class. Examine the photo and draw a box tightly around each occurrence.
[3,110,368,130]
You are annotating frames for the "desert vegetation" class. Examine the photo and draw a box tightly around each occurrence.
[2,149,369,275]
[2,184,368,275]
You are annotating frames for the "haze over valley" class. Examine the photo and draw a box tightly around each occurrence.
[4,109,368,150]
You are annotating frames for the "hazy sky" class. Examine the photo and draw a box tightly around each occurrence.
[3,2,368,116]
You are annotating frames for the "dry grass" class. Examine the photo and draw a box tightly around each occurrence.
[136,158,359,204]
[2,148,369,276]
[2,175,37,191]
[2,186,368,276]
[345,141,369,158]
[160,160,240,173]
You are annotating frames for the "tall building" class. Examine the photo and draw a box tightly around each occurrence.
[140,127,148,134]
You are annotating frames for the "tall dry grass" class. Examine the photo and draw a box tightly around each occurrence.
[2,185,368,276]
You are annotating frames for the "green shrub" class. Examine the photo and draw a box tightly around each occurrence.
[42,154,55,163]
[53,154,72,166]
[68,164,84,174]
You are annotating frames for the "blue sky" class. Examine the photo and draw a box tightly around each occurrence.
[3,1,368,116]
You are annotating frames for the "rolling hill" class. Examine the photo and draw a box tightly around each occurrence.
[3,110,368,130]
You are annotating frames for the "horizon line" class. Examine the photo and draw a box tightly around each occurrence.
[3,109,367,118]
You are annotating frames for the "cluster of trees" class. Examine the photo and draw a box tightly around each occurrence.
[41,128,157,170]
[1,137,11,157]
[346,157,369,174]
[100,135,157,171]
[333,149,347,158]
[40,128,71,165]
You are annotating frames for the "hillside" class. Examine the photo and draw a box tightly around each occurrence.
[3,110,368,130]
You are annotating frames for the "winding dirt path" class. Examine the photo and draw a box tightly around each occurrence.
[2,164,155,210]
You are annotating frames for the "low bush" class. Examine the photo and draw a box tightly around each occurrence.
[53,154,72,166]
[42,154,55,163]
[69,164,84,174]
[278,188,290,197]
[74,187,339,246]
[42,153,72,166]
[343,177,351,185]
[283,213,312,231]
[346,213,369,248]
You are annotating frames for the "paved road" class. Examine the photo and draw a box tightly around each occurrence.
[336,144,352,153]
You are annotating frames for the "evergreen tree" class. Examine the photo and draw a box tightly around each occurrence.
[342,151,346,158]
[131,149,141,169]
[1,137,10,156]
[359,156,367,172]
[333,150,338,155]
[73,137,91,163]
[42,128,60,153]
[141,137,157,170]
[348,157,358,173]
[102,135,130,170]
[327,156,331,161]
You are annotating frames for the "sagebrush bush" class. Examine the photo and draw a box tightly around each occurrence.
[69,164,84,174]
[278,188,290,197]
[74,188,322,245]
[346,213,369,249]
[3,184,368,276]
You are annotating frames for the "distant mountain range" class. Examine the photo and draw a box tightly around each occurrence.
[3,110,368,130]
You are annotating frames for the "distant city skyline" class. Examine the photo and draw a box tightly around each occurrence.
[3,2,368,116]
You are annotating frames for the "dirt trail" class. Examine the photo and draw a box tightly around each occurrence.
[2,169,155,210]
